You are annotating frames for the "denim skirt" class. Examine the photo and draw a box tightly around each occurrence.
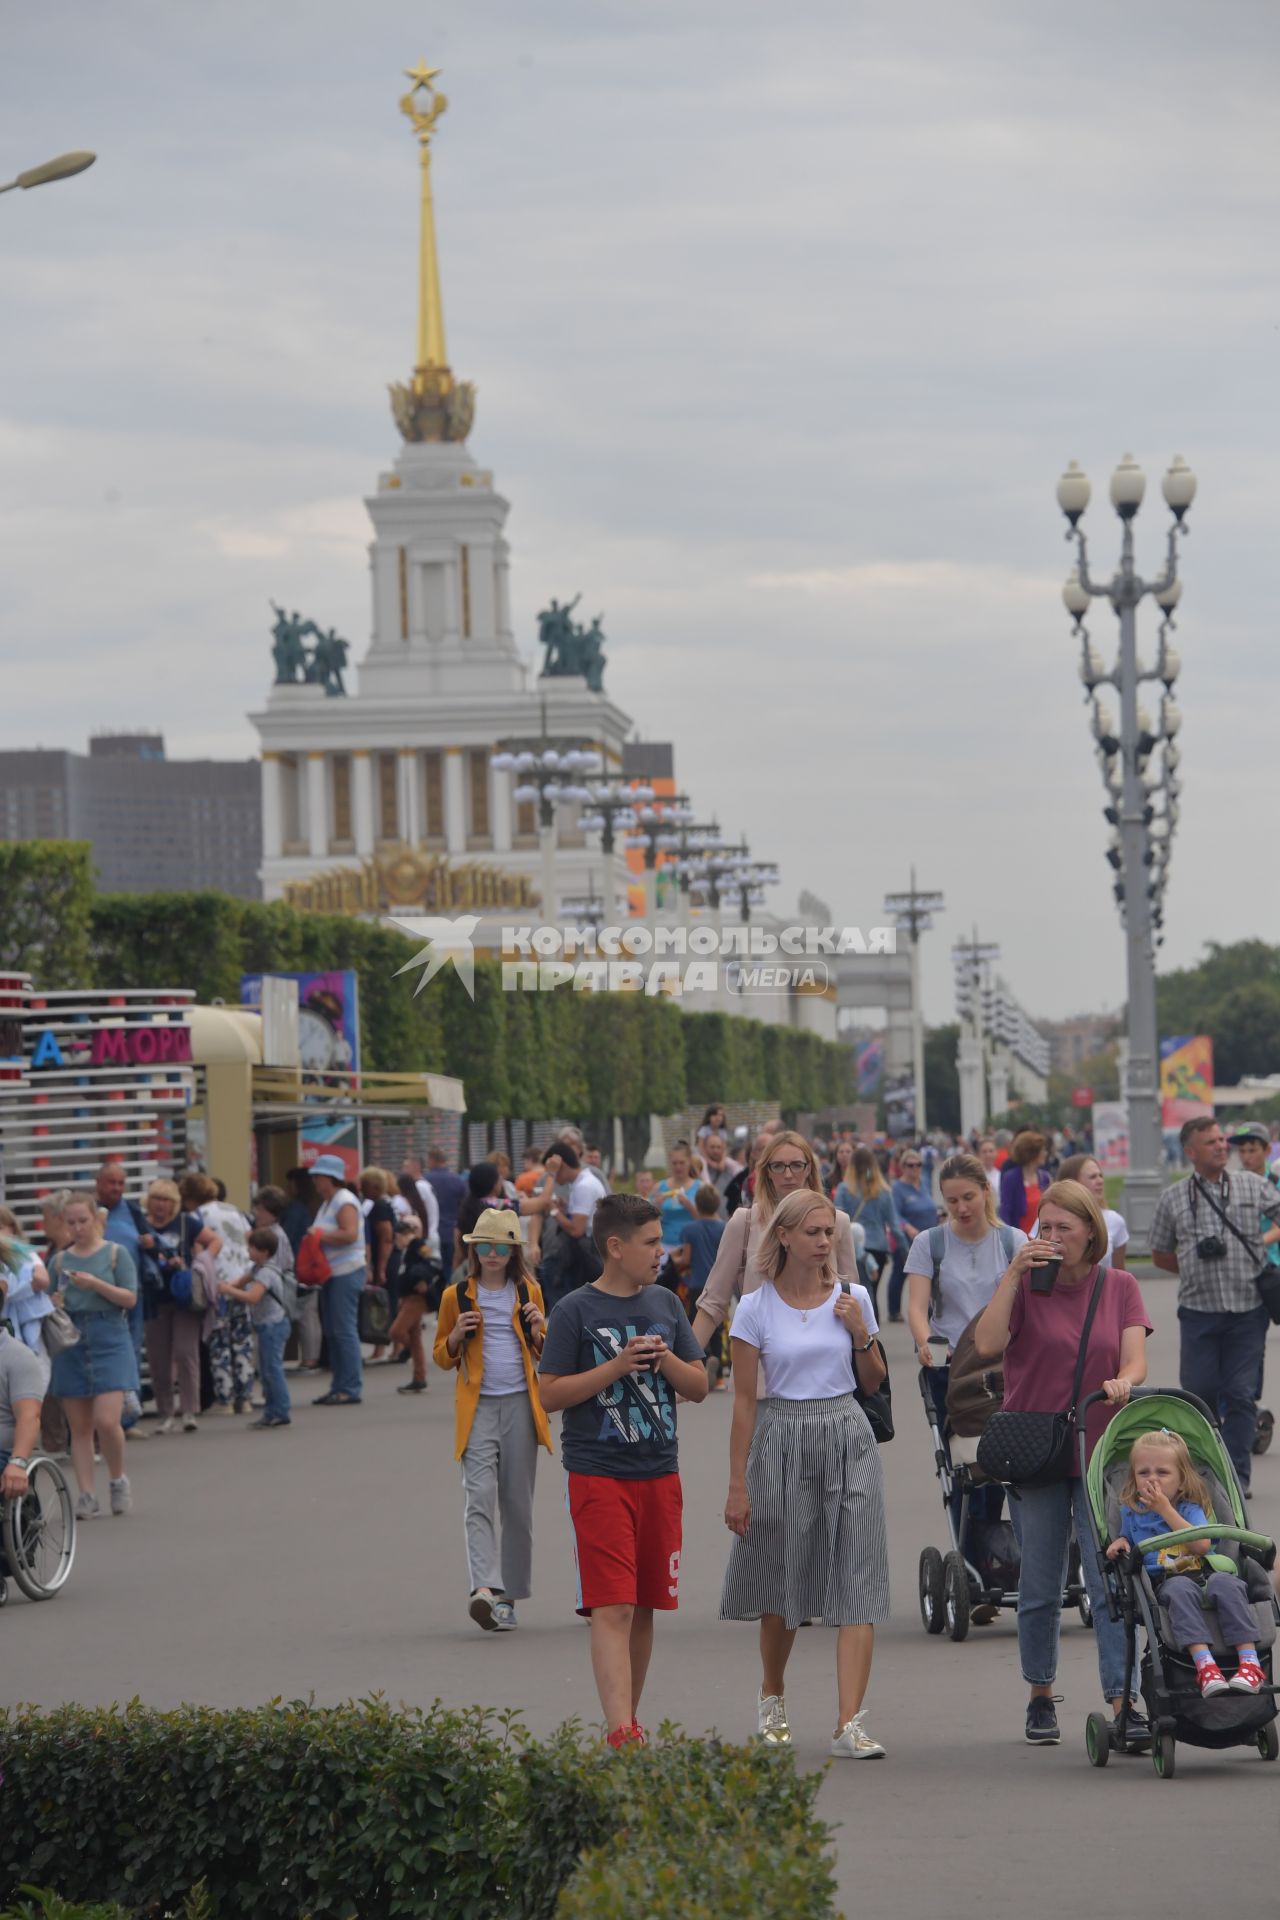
[50,1309,137,1397]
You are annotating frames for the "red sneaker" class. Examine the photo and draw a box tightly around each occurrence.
[605,1722,645,1750]
[1196,1660,1229,1698]
[1230,1659,1265,1694]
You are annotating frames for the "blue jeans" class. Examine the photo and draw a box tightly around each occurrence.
[322,1269,365,1400]
[1178,1303,1268,1490]
[256,1319,291,1422]
[1011,1478,1127,1700]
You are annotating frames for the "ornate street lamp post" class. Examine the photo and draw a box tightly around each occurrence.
[1057,452,1195,1246]
[577,777,655,921]
[491,729,604,922]
[883,870,945,1135]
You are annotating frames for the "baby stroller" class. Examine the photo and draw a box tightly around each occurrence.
[1078,1386,1280,1778]
[916,1362,1090,1641]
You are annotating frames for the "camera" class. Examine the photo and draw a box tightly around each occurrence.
[1196,1234,1227,1261]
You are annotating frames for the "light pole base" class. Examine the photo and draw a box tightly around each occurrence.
[1120,1167,1165,1260]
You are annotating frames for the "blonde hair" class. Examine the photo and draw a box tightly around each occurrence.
[1120,1430,1212,1518]
[850,1146,889,1203]
[146,1178,181,1210]
[752,1131,823,1221]
[359,1166,391,1196]
[755,1190,838,1288]
[1040,1179,1108,1265]
[0,1207,19,1236]
[939,1152,999,1229]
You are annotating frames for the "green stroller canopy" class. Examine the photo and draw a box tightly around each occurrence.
[1086,1393,1246,1537]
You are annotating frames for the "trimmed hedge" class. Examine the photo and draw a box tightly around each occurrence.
[0,1702,840,1920]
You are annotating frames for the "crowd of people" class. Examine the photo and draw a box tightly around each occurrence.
[1,1110,1278,1759]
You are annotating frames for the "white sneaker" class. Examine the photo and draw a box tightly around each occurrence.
[469,1588,497,1630]
[109,1476,132,1517]
[155,1417,176,1435]
[74,1492,100,1520]
[757,1692,792,1746]
[183,1415,199,1433]
[831,1712,885,1759]
[210,1403,235,1417]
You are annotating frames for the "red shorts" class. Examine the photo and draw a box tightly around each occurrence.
[567,1472,683,1614]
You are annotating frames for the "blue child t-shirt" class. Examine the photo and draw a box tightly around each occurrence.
[1120,1499,1209,1572]
[678,1217,724,1294]
[538,1281,704,1479]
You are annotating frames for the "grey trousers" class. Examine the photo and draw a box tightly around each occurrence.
[461,1391,540,1601]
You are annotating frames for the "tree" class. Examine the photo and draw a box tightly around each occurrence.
[923,1024,961,1136]
[0,842,95,989]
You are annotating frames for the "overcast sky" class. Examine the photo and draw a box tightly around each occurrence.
[5,2,1279,1024]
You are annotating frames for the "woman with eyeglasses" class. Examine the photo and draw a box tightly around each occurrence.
[692,1133,863,1359]
[889,1148,941,1323]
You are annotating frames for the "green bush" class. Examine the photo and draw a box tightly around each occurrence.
[0,1702,839,1920]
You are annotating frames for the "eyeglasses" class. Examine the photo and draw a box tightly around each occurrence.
[767,1160,809,1176]
[901,1160,921,1169]
[473,1242,511,1258]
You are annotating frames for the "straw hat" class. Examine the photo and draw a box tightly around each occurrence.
[461,1207,522,1247]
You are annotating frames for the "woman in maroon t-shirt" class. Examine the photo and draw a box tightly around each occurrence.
[976,1180,1151,1750]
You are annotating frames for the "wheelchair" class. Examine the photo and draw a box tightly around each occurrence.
[0,1454,77,1604]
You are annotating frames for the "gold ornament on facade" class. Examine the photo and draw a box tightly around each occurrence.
[389,60,477,445]
[283,846,536,918]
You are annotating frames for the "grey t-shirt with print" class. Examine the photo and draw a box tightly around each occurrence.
[538,1282,702,1479]
[0,1328,46,1455]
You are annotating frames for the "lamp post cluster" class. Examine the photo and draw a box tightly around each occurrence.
[491,735,604,920]
[1056,451,1197,1246]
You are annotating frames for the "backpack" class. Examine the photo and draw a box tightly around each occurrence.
[453,1275,537,1358]
[944,1311,1005,1438]
[925,1223,1018,1325]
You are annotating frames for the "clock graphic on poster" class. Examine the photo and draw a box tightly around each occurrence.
[297,990,353,1075]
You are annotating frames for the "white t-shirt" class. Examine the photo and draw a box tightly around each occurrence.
[729,1279,879,1400]
[413,1178,442,1253]
[904,1222,1027,1350]
[477,1280,527,1396]
[314,1188,367,1276]
[567,1166,608,1229]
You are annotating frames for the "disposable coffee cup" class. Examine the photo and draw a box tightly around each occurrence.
[1031,1255,1063,1296]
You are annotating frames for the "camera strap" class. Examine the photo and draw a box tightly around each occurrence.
[1191,1178,1264,1264]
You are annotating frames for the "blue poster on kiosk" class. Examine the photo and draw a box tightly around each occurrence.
[240,970,362,1181]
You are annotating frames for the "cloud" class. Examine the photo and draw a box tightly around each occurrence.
[2,0,1279,1025]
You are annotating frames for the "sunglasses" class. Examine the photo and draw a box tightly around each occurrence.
[473,1241,512,1258]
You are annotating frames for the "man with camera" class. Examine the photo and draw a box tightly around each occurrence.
[1150,1117,1280,1490]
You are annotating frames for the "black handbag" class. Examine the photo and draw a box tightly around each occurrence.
[976,1265,1106,1486]
[1190,1178,1280,1326]
[840,1282,893,1444]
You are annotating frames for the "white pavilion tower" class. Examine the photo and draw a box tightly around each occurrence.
[251,62,633,923]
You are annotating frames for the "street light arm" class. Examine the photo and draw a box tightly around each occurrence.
[1072,530,1114,600]
[1144,524,1181,601]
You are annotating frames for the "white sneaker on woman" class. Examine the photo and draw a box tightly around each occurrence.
[831,1712,885,1759]
[757,1693,792,1746]
[155,1417,176,1435]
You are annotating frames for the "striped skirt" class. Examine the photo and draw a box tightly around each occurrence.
[720,1393,890,1630]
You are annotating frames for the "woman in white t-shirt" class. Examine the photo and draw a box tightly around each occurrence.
[720,1190,891,1761]
[181,1172,256,1416]
[1052,1155,1128,1268]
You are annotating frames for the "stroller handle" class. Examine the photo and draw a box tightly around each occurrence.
[1077,1385,1220,1421]
[1119,1522,1275,1558]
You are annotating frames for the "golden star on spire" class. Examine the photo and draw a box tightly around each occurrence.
[403,59,442,89]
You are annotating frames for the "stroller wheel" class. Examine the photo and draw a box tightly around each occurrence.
[1257,1722,1279,1762]
[1152,1731,1176,1780]
[1085,1710,1111,1768]
[1252,1408,1274,1457]
[942,1551,970,1642]
[918,1547,946,1635]
[1077,1589,1093,1630]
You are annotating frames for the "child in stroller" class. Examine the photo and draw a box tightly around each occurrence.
[1107,1428,1264,1698]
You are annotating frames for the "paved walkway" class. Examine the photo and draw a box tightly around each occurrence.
[4,1275,1277,1913]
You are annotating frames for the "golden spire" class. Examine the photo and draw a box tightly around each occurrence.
[389,60,476,445]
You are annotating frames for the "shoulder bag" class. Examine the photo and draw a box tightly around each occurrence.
[976,1264,1107,1486]
[296,1231,332,1288]
[42,1253,82,1358]
[839,1280,893,1444]
[1192,1178,1280,1325]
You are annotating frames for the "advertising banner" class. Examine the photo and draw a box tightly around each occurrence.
[1160,1034,1215,1130]
[1093,1100,1130,1173]
[241,970,362,1179]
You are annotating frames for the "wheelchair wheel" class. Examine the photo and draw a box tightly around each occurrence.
[2,1456,76,1600]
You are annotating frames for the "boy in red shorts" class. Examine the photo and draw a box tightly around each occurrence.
[538,1192,709,1748]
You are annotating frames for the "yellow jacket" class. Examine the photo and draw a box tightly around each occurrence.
[433,1272,554,1460]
